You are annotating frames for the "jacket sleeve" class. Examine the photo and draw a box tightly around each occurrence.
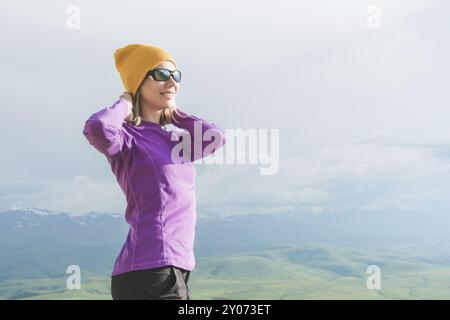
[82,97,133,157]
[171,108,226,162]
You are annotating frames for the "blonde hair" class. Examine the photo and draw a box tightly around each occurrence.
[126,77,181,128]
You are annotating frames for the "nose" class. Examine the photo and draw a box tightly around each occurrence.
[168,75,177,85]
[165,76,178,89]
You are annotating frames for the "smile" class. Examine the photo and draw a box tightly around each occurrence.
[161,92,175,99]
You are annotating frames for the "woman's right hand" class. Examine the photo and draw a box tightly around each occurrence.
[120,92,133,121]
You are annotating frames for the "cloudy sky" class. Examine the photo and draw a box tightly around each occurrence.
[1,0,449,216]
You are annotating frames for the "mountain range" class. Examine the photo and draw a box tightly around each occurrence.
[1,206,450,299]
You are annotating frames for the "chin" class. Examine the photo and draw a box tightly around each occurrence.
[162,101,176,108]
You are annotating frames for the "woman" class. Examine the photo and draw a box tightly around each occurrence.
[82,44,226,300]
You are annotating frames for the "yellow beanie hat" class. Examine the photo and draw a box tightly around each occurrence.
[113,43,177,97]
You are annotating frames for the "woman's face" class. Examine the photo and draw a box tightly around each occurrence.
[139,60,179,110]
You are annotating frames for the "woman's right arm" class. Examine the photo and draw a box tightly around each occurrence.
[82,93,133,157]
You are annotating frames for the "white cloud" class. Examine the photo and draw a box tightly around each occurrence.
[2,175,126,215]
[3,133,450,217]
[196,133,450,213]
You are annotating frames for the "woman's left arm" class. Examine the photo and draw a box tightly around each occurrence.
[170,108,226,161]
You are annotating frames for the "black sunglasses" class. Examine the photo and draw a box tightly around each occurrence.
[147,68,182,83]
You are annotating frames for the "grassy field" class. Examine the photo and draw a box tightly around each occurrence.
[2,243,450,300]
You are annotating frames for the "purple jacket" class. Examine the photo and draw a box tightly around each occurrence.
[82,97,226,276]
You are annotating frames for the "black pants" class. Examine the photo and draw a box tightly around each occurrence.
[111,265,191,300]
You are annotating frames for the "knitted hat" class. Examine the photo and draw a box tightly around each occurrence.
[113,43,177,97]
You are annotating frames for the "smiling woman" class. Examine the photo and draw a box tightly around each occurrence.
[82,43,227,300]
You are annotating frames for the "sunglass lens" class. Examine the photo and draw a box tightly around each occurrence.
[154,69,170,81]
[172,70,181,83]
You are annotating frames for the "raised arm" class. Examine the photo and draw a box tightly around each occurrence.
[82,95,134,157]
[171,108,226,161]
